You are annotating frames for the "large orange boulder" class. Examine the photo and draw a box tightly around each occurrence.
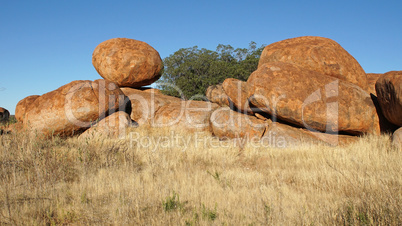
[222,78,253,114]
[24,79,129,137]
[0,107,10,123]
[120,87,182,125]
[210,107,267,140]
[15,95,40,123]
[153,100,219,132]
[375,71,402,126]
[92,38,163,88]
[258,36,368,91]
[206,84,230,106]
[247,62,378,135]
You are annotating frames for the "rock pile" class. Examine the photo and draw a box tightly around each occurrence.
[10,36,401,148]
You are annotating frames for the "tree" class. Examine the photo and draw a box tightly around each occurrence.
[156,42,264,99]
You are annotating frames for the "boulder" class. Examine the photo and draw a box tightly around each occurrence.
[261,120,357,147]
[153,100,219,132]
[120,87,182,125]
[206,84,230,106]
[24,79,129,137]
[392,127,402,149]
[247,62,378,135]
[15,95,40,123]
[375,71,402,126]
[0,107,10,123]
[210,107,267,140]
[79,111,133,139]
[258,36,368,91]
[222,78,253,114]
[92,38,163,88]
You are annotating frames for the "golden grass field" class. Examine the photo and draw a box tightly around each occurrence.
[0,124,401,225]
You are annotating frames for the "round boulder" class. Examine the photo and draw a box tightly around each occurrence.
[92,38,163,88]
[15,95,40,123]
[375,71,402,126]
[258,36,368,91]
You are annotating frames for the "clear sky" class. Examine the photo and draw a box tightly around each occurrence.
[1,0,401,114]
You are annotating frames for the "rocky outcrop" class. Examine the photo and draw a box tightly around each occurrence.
[0,107,10,123]
[79,111,133,139]
[258,36,368,91]
[247,62,378,135]
[24,79,129,137]
[222,78,253,114]
[375,71,402,126]
[153,100,219,132]
[15,95,40,123]
[206,84,230,106]
[210,107,267,140]
[92,38,163,88]
[120,87,182,125]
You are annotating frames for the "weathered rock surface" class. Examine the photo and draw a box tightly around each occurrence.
[24,79,129,137]
[392,127,402,149]
[15,95,40,123]
[206,84,230,106]
[210,107,267,139]
[367,73,383,95]
[258,36,368,91]
[79,111,132,139]
[120,87,182,125]
[261,120,357,147]
[222,78,253,114]
[92,38,163,88]
[153,100,219,132]
[0,107,10,123]
[375,71,402,126]
[247,62,378,135]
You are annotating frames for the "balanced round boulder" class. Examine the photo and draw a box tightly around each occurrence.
[0,107,10,123]
[24,79,128,137]
[15,95,40,123]
[92,38,163,88]
[247,62,378,135]
[375,71,402,126]
[258,36,368,91]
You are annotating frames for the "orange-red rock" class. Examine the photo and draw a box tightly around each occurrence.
[120,87,182,125]
[258,36,368,91]
[15,95,40,123]
[210,107,267,139]
[375,71,402,126]
[206,84,230,106]
[247,62,378,135]
[79,111,133,139]
[222,78,253,114]
[261,120,357,147]
[92,38,163,88]
[366,73,383,95]
[153,100,219,132]
[0,107,10,123]
[24,79,128,137]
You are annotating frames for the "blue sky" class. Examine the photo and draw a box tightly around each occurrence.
[1,0,401,114]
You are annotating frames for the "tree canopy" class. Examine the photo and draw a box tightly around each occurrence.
[156,42,264,99]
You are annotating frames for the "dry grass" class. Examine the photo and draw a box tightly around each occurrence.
[0,125,401,225]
